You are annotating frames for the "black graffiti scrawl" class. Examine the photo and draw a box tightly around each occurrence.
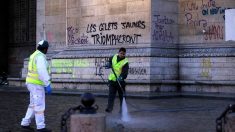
[87,21,145,45]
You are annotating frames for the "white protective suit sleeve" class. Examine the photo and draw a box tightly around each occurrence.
[36,54,51,87]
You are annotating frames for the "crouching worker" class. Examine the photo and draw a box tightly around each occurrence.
[105,47,129,113]
[21,40,52,132]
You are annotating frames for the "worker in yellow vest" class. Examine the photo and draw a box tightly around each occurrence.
[105,47,129,113]
[21,40,52,132]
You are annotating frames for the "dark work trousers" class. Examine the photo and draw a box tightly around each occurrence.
[106,80,126,111]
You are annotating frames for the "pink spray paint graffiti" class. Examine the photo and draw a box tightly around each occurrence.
[67,26,89,45]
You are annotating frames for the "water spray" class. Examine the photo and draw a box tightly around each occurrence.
[110,67,130,122]
[96,65,130,122]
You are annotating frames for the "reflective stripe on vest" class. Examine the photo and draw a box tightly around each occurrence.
[26,50,46,85]
[108,54,128,81]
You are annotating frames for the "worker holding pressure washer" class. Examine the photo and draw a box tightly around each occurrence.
[105,47,129,113]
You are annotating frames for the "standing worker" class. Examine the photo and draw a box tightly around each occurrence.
[105,47,129,113]
[21,40,52,132]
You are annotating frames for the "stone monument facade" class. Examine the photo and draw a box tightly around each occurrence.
[179,0,235,93]
[19,0,235,93]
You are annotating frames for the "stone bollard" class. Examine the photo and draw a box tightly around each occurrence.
[65,92,106,132]
[224,113,235,132]
[216,104,235,132]
[70,113,106,132]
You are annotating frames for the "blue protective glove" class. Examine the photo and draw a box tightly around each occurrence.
[117,76,124,82]
[44,84,52,95]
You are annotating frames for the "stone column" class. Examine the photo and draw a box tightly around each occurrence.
[70,113,106,132]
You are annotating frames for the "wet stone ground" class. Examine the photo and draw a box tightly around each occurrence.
[0,92,234,132]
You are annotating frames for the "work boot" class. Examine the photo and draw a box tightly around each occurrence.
[36,128,52,132]
[21,125,34,131]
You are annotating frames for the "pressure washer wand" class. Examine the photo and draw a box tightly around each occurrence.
[111,67,126,98]
[97,65,126,97]
[98,66,144,110]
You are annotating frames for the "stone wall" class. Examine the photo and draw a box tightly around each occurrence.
[178,0,235,93]
[18,0,235,93]
[151,0,179,80]
[25,0,180,92]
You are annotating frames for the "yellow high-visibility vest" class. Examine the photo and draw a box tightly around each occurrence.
[108,54,128,81]
[26,50,48,85]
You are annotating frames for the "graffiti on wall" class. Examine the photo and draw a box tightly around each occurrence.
[52,59,89,68]
[202,6,231,19]
[182,0,229,41]
[129,67,147,75]
[94,58,109,76]
[91,33,141,45]
[152,15,175,43]
[67,26,89,45]
[94,57,148,77]
[87,21,145,45]
[67,21,145,45]
[201,58,212,78]
[51,58,148,79]
[204,25,224,40]
[183,0,199,12]
[200,0,231,19]
[51,59,89,74]
[185,13,207,28]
